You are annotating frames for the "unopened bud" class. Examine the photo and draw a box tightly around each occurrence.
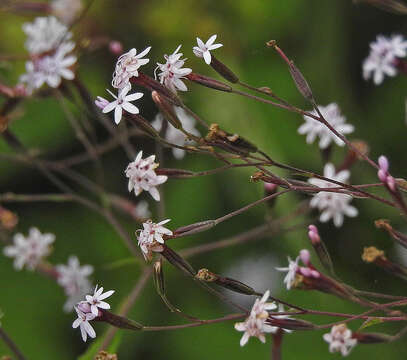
[387,175,396,192]
[151,91,182,129]
[129,114,160,138]
[98,310,143,331]
[77,301,92,314]
[378,155,389,172]
[299,249,311,266]
[268,317,316,331]
[186,73,232,92]
[210,55,239,83]
[95,96,109,110]
[109,41,123,55]
[308,225,335,275]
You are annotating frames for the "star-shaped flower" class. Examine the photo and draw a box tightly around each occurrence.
[234,290,277,346]
[85,285,115,316]
[102,86,143,124]
[308,163,358,227]
[323,324,357,356]
[72,306,96,342]
[275,256,299,290]
[193,34,223,64]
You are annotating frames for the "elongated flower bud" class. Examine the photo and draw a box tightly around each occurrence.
[308,225,335,275]
[161,246,196,276]
[97,310,143,331]
[153,260,166,296]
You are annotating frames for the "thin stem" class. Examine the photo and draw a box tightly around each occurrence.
[0,327,27,360]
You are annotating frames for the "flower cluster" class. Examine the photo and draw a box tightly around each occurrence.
[19,16,77,93]
[3,227,55,271]
[308,163,358,227]
[323,324,357,356]
[72,285,115,342]
[136,219,172,260]
[234,290,277,346]
[298,103,354,149]
[155,45,192,93]
[56,256,94,312]
[125,151,168,201]
[363,34,407,85]
[152,106,201,159]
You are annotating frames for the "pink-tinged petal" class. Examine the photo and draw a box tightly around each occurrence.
[96,301,110,309]
[196,37,205,48]
[85,295,93,302]
[80,324,87,342]
[119,85,131,98]
[59,68,75,80]
[203,51,212,65]
[72,318,82,328]
[207,34,217,46]
[234,322,246,331]
[91,305,99,316]
[149,187,160,201]
[102,101,117,114]
[125,92,144,101]
[114,105,123,124]
[98,290,115,300]
[193,47,203,57]
[209,43,223,50]
[240,332,250,346]
[122,102,140,114]
[136,46,151,58]
[83,321,96,338]
[173,78,188,92]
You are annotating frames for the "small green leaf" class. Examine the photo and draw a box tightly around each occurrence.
[359,317,384,330]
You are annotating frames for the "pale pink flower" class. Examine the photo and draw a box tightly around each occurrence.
[193,34,223,64]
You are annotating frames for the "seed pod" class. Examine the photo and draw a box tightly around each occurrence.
[186,73,232,92]
[161,245,196,276]
[287,61,314,101]
[153,260,165,296]
[173,220,216,237]
[210,55,239,83]
[129,114,160,138]
[98,310,143,331]
[151,91,182,129]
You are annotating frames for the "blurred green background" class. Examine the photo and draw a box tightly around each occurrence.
[0,0,407,359]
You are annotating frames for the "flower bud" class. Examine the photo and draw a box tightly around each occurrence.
[98,310,143,331]
[95,350,118,360]
[109,41,123,55]
[299,249,311,266]
[173,220,216,237]
[307,225,335,275]
[186,73,232,92]
[77,301,92,314]
[129,114,160,138]
[95,96,109,110]
[353,331,392,344]
[378,155,389,172]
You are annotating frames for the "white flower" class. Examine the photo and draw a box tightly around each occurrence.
[267,304,293,334]
[3,227,55,271]
[275,256,299,290]
[133,200,151,219]
[298,103,354,149]
[155,45,192,92]
[51,0,83,24]
[72,307,96,342]
[308,163,358,227]
[85,285,115,316]
[56,256,93,298]
[234,290,277,346]
[102,86,143,124]
[22,16,71,55]
[136,219,172,261]
[363,34,407,85]
[112,46,151,89]
[151,107,201,159]
[323,324,357,356]
[19,42,77,91]
[193,34,223,64]
[125,151,168,201]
